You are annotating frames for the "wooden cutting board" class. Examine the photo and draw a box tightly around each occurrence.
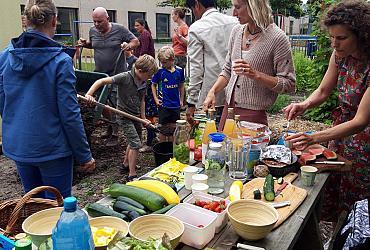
[242,173,307,229]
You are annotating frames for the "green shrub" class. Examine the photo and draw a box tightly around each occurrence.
[267,94,291,114]
[293,52,320,92]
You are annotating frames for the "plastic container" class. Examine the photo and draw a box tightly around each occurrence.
[52,197,94,250]
[183,192,230,233]
[166,203,217,249]
[152,142,173,167]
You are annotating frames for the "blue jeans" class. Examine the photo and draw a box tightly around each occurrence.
[15,156,73,199]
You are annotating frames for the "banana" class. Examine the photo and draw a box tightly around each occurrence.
[127,180,180,204]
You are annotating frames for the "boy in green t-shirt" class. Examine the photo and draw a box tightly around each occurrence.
[85,55,158,181]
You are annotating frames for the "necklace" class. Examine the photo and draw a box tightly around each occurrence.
[245,25,261,47]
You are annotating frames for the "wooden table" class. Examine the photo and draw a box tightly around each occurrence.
[176,163,330,250]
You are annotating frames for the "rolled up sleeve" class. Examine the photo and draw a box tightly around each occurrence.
[187,30,204,105]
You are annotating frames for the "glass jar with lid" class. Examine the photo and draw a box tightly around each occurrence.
[205,132,226,194]
[173,120,190,164]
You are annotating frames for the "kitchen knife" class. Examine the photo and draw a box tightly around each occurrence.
[270,201,291,209]
[275,182,288,197]
[315,161,345,165]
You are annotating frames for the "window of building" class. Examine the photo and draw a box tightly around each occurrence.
[128,12,145,37]
[156,13,170,38]
[55,8,79,45]
[107,10,116,23]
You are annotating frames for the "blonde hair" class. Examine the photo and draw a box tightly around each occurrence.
[243,0,273,30]
[157,46,175,62]
[24,0,57,28]
[134,54,158,76]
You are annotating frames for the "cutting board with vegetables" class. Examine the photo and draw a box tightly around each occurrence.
[242,173,307,229]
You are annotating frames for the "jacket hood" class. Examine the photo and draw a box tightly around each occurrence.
[8,30,75,77]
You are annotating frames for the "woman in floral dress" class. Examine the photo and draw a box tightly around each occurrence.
[284,0,370,221]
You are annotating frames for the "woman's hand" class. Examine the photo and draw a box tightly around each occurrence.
[79,158,96,173]
[232,59,258,79]
[285,132,315,151]
[283,102,308,121]
[203,90,216,112]
[85,94,96,106]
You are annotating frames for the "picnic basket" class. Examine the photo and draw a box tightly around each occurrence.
[0,186,64,239]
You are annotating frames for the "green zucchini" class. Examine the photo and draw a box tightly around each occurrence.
[116,196,145,210]
[127,211,141,221]
[103,183,167,211]
[264,174,275,201]
[113,201,147,215]
[85,203,128,220]
[152,204,177,214]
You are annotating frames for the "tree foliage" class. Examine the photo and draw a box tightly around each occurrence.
[270,0,304,18]
[157,0,232,10]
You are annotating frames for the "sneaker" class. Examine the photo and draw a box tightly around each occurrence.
[139,145,152,153]
[126,175,138,182]
[119,163,129,174]
[105,135,119,147]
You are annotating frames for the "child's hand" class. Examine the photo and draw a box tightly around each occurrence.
[142,118,152,128]
[180,100,184,108]
[155,99,162,107]
[85,94,96,106]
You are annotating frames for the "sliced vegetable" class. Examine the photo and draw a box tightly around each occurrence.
[253,189,261,199]
[263,174,275,201]
[277,177,284,185]
[173,142,190,164]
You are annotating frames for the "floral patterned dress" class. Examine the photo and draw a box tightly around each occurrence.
[322,56,370,222]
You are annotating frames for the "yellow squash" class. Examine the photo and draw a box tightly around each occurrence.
[229,181,243,202]
[127,179,180,204]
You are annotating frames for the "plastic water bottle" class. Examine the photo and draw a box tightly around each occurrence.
[52,196,94,250]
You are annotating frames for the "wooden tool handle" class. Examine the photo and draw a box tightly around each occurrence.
[78,94,156,130]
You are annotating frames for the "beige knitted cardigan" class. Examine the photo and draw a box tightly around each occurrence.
[220,23,296,110]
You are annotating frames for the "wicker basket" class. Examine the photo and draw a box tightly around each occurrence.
[0,186,64,239]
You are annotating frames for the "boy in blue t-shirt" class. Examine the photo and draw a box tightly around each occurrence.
[151,46,185,141]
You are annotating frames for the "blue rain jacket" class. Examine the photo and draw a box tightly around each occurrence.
[0,30,91,163]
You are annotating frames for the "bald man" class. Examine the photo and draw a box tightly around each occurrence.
[79,7,139,146]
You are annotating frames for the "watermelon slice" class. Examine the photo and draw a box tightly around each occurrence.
[323,149,337,160]
[308,148,324,156]
[300,153,316,164]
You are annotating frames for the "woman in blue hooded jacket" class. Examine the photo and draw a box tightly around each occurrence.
[0,0,95,198]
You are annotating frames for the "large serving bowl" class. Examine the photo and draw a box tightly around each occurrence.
[22,207,63,247]
[128,214,184,248]
[227,199,279,241]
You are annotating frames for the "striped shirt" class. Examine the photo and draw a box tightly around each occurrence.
[220,23,296,110]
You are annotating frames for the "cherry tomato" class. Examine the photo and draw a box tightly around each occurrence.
[197,224,204,228]
[214,206,222,213]
[209,201,219,211]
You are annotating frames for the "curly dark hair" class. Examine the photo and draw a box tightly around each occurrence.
[323,0,370,59]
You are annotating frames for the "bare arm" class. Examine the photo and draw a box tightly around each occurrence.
[284,51,339,120]
[180,82,185,107]
[85,77,113,103]
[287,87,370,148]
[202,75,229,111]
[151,84,160,106]
[140,94,146,120]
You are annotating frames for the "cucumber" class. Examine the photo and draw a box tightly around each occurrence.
[85,203,128,220]
[103,183,167,211]
[253,189,261,199]
[113,201,147,215]
[152,204,177,214]
[264,174,275,201]
[116,196,145,210]
[127,211,141,221]
[277,177,284,185]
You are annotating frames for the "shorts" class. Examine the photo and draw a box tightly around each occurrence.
[158,107,180,125]
[175,55,187,70]
[118,118,142,150]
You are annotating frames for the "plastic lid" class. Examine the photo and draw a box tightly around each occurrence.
[208,133,225,142]
[176,120,187,125]
[64,196,77,211]
[15,238,32,250]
